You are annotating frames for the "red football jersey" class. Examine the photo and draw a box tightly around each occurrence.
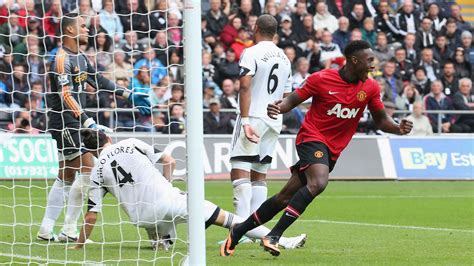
[295,69,384,160]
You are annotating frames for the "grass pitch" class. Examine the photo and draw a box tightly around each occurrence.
[0,180,473,265]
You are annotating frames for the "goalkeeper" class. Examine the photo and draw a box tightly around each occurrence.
[68,129,307,250]
[37,13,151,242]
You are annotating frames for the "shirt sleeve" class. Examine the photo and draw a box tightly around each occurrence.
[132,139,164,164]
[294,73,319,101]
[284,72,292,93]
[84,54,128,97]
[368,81,385,112]
[88,170,107,213]
[239,49,256,77]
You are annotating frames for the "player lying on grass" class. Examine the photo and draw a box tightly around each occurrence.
[221,40,413,257]
[67,129,306,250]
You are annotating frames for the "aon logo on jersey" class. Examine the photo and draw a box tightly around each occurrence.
[327,103,360,119]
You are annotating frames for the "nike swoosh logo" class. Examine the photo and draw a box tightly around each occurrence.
[329,91,339,95]
[285,212,296,218]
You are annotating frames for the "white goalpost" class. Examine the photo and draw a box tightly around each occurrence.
[183,0,206,265]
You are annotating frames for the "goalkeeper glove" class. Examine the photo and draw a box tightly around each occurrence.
[127,92,151,115]
[83,118,113,133]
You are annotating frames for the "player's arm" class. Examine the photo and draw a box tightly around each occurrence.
[159,153,176,181]
[370,109,412,135]
[267,92,305,119]
[68,211,97,249]
[84,55,151,115]
[238,49,260,143]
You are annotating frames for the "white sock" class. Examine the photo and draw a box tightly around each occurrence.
[232,178,252,218]
[63,174,90,235]
[250,181,267,213]
[39,179,71,235]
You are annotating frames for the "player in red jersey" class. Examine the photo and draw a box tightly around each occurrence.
[221,40,413,257]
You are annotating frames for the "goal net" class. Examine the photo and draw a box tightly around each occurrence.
[0,0,195,264]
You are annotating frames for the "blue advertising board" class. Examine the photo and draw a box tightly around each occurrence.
[390,137,474,179]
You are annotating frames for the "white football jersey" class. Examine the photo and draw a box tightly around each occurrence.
[239,41,292,131]
[88,138,180,227]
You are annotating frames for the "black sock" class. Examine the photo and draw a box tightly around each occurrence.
[234,195,283,236]
[268,186,314,239]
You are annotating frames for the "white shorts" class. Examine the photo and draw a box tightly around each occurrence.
[230,117,279,164]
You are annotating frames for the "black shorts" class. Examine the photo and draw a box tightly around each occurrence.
[48,112,84,161]
[290,141,337,176]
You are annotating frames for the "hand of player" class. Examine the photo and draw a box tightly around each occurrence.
[128,92,152,116]
[399,118,413,135]
[83,118,113,133]
[267,100,282,120]
[243,125,260,144]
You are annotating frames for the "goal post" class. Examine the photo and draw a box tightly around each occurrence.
[183,0,206,265]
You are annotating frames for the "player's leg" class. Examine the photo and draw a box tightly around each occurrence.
[38,127,80,241]
[61,152,95,241]
[262,142,332,256]
[220,170,304,256]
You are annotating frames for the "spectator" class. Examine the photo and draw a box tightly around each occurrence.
[319,30,342,66]
[348,2,366,31]
[460,31,473,64]
[134,46,167,85]
[0,79,11,107]
[382,60,403,103]
[291,1,307,36]
[452,78,474,132]
[424,80,460,133]
[203,98,233,134]
[373,32,396,63]
[443,19,462,51]
[202,51,219,93]
[217,48,239,81]
[361,17,376,47]
[120,0,150,40]
[278,15,299,49]
[411,66,431,96]
[73,0,95,27]
[130,66,152,94]
[25,45,45,83]
[6,63,29,107]
[13,34,41,64]
[230,27,253,61]
[152,31,170,66]
[235,0,257,25]
[0,13,26,50]
[350,28,362,41]
[296,14,315,44]
[99,0,124,43]
[440,60,459,97]
[168,85,184,105]
[219,79,238,111]
[415,17,435,50]
[246,14,258,32]
[333,16,351,51]
[167,49,184,83]
[432,34,453,65]
[281,107,304,134]
[374,0,398,43]
[403,32,418,63]
[292,57,310,90]
[450,3,471,32]
[0,49,13,82]
[162,103,185,134]
[396,83,422,111]
[453,47,471,79]
[104,49,133,81]
[211,42,226,67]
[203,86,215,109]
[167,12,182,46]
[426,3,446,33]
[393,47,413,82]
[148,0,168,38]
[313,2,338,33]
[417,48,441,82]
[395,0,420,38]
[382,101,400,126]
[30,81,46,109]
[220,17,242,49]
[16,0,36,28]
[93,31,113,69]
[150,84,168,108]
[376,77,392,103]
[406,101,433,136]
[43,0,62,37]
[284,46,297,71]
[121,31,145,64]
[205,0,229,37]
[326,0,351,18]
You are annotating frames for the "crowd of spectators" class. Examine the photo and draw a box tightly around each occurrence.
[0,0,472,135]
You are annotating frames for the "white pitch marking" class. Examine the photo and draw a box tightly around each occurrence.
[0,253,98,265]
